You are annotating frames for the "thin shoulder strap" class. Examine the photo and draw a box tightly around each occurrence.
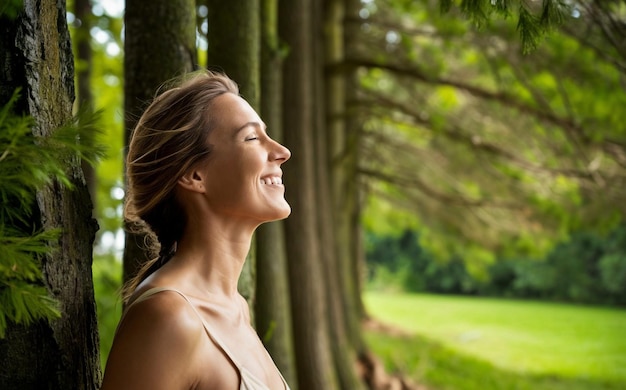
[125,287,245,370]
[126,286,172,308]
[115,287,173,332]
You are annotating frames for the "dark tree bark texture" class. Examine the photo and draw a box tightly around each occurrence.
[0,0,101,388]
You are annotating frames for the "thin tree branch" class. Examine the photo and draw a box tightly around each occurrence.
[358,166,519,209]
[357,91,602,182]
[340,59,587,138]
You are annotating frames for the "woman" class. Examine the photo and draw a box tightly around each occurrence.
[101,71,291,390]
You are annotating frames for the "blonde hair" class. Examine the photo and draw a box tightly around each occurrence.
[123,70,239,300]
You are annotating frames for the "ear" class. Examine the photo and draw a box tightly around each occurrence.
[177,168,206,193]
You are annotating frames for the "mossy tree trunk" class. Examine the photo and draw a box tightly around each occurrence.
[205,0,261,311]
[316,1,365,388]
[254,0,298,386]
[343,0,368,324]
[123,0,197,284]
[279,0,340,389]
[0,0,101,388]
[327,0,368,339]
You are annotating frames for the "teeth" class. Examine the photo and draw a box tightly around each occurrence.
[261,177,282,185]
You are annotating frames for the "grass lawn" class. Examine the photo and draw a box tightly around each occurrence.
[364,291,626,389]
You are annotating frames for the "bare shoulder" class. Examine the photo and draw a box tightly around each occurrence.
[101,290,205,389]
[123,289,204,342]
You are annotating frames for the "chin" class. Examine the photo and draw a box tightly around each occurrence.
[265,204,291,222]
[279,207,291,219]
[272,206,291,221]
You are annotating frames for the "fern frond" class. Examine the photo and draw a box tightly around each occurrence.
[0,89,104,337]
[0,282,61,338]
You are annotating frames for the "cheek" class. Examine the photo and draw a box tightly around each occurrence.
[205,160,255,198]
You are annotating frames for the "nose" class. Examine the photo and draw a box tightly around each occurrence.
[270,139,291,163]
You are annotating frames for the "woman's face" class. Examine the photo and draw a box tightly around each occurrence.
[199,93,291,224]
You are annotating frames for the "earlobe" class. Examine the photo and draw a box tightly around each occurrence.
[177,170,205,193]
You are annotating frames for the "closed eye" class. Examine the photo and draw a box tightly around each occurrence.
[245,136,259,141]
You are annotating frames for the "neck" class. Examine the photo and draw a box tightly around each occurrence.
[172,211,258,299]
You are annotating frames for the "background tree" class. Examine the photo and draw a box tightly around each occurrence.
[205,0,261,314]
[254,0,298,385]
[317,1,366,388]
[123,0,197,283]
[0,0,101,388]
[74,0,97,205]
[279,0,340,388]
[350,0,626,265]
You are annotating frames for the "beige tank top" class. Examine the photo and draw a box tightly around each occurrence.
[126,287,290,390]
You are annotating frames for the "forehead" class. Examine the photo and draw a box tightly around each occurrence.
[209,93,262,134]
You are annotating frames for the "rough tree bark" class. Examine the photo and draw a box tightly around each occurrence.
[123,0,197,284]
[0,0,101,388]
[254,0,298,386]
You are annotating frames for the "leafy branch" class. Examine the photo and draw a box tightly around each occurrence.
[440,0,572,53]
[0,89,105,337]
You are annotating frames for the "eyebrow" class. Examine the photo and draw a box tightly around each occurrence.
[233,121,266,137]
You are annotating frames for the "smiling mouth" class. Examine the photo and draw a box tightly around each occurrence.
[260,176,283,185]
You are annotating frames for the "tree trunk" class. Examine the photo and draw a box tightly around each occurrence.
[329,0,367,333]
[206,0,261,312]
[123,0,197,284]
[316,2,365,388]
[343,0,368,324]
[0,0,101,388]
[254,0,298,386]
[280,0,339,388]
[74,0,97,207]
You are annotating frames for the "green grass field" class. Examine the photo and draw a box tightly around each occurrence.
[364,292,626,390]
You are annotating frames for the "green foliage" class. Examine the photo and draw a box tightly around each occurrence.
[0,0,23,19]
[92,253,122,368]
[358,0,626,258]
[599,254,626,295]
[366,224,626,305]
[517,5,543,53]
[599,226,626,297]
[0,278,61,338]
[0,89,105,337]
[366,229,478,295]
[68,6,125,236]
[441,0,571,53]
